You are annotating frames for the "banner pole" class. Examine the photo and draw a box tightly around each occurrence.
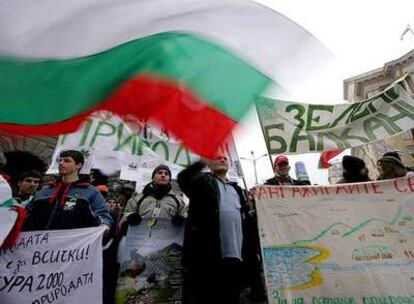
[254,102,274,169]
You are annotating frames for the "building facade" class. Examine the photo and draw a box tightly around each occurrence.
[0,132,57,164]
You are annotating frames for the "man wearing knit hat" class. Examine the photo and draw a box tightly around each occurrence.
[120,164,186,232]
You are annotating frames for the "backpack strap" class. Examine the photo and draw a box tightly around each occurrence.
[135,193,182,216]
[166,193,182,216]
[134,193,149,214]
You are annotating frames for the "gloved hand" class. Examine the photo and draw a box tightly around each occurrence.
[127,213,142,226]
[171,214,185,226]
[76,199,101,227]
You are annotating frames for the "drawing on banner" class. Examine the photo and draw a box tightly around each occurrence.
[115,219,184,304]
[263,245,329,292]
[255,178,414,302]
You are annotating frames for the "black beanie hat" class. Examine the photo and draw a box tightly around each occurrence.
[383,151,401,161]
[151,164,172,179]
[377,155,405,169]
[342,155,366,172]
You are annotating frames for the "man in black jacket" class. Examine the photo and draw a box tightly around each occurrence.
[178,155,256,304]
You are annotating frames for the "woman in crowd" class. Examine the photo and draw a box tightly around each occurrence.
[377,152,413,180]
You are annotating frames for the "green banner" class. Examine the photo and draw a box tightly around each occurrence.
[256,76,414,155]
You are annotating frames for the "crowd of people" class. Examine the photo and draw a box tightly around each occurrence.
[337,152,414,184]
[1,148,414,304]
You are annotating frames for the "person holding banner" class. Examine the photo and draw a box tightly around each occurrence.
[265,155,308,185]
[23,150,113,232]
[178,155,257,304]
[119,164,186,232]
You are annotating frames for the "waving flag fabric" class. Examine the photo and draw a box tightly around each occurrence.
[0,0,333,157]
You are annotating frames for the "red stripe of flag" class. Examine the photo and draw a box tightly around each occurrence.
[0,74,236,158]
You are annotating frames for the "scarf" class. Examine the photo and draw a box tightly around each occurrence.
[142,182,172,200]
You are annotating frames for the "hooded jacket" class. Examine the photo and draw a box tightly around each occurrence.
[24,177,113,231]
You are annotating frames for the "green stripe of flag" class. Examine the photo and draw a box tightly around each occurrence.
[0,32,271,125]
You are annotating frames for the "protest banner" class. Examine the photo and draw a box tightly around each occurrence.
[119,161,141,182]
[115,219,184,304]
[255,177,414,303]
[256,75,414,155]
[0,227,105,304]
[50,111,241,182]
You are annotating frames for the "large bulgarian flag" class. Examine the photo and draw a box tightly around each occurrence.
[0,0,333,158]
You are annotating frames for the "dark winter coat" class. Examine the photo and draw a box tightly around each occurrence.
[264,175,308,186]
[24,178,113,231]
[177,161,256,277]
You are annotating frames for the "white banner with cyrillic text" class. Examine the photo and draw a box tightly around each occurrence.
[48,112,242,182]
[0,227,104,304]
[255,177,414,303]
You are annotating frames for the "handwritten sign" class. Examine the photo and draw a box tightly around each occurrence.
[257,75,414,155]
[0,227,104,304]
[51,112,241,181]
[255,177,414,302]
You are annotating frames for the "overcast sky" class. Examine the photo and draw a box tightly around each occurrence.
[236,0,414,186]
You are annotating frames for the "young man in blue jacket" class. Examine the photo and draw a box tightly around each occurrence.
[24,150,113,231]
